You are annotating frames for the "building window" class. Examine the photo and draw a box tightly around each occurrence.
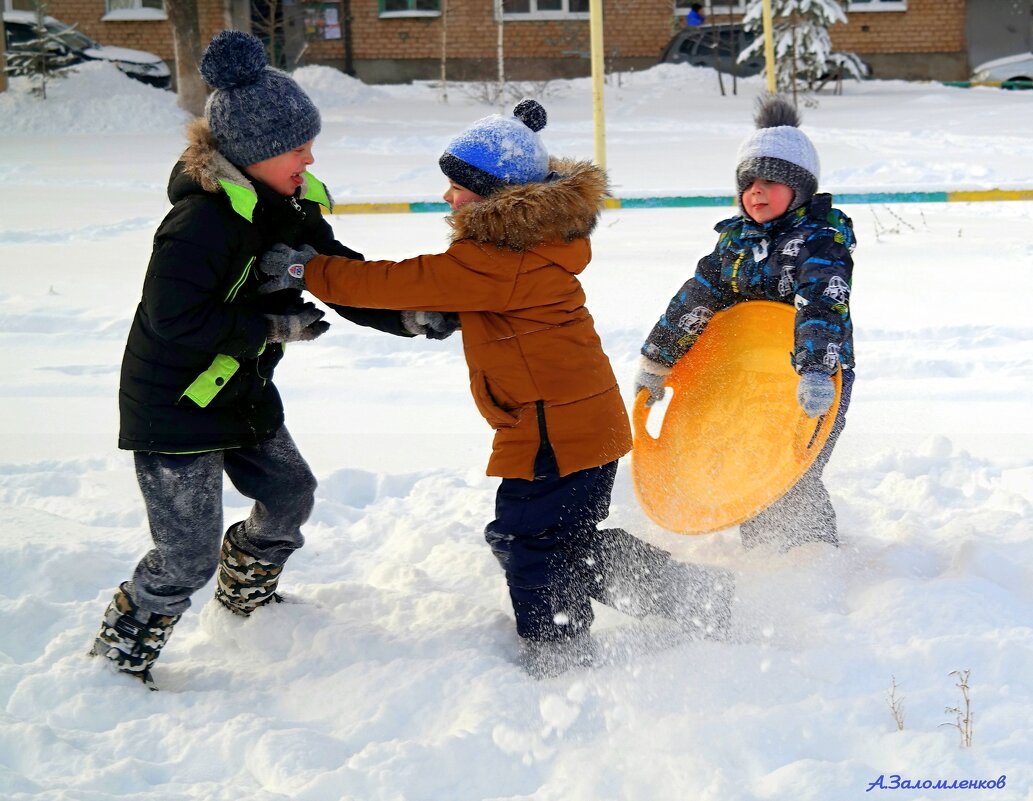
[379,0,441,18]
[103,0,166,21]
[502,0,590,20]
[847,0,906,10]
[674,0,746,15]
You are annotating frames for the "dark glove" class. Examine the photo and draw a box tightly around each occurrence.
[634,357,671,406]
[401,310,461,340]
[797,371,835,417]
[257,243,317,294]
[265,303,329,343]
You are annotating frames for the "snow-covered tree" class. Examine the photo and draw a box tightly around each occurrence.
[3,2,77,99]
[741,0,867,101]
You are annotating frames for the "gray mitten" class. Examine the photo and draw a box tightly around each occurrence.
[797,371,836,417]
[634,356,672,406]
[257,243,317,294]
[265,303,329,343]
[401,311,461,340]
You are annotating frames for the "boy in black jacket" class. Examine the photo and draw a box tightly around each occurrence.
[90,31,451,688]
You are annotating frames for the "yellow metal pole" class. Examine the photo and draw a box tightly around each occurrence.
[761,0,777,94]
[588,0,606,169]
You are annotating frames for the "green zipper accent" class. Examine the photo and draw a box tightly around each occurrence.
[181,354,240,408]
[152,445,240,455]
[225,256,254,303]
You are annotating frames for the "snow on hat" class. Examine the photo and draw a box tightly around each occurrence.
[735,96,819,213]
[200,30,321,167]
[439,99,550,197]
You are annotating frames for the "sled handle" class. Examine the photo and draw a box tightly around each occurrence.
[632,387,659,445]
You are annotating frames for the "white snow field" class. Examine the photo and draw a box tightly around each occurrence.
[0,61,1031,800]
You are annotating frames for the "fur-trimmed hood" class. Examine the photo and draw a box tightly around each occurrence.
[173,118,256,200]
[447,158,609,252]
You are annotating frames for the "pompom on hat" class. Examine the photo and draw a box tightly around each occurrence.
[439,99,551,197]
[199,30,321,167]
[735,96,819,214]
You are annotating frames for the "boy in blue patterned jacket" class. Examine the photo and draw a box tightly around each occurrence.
[635,96,856,550]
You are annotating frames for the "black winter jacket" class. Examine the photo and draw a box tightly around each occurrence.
[118,119,408,453]
[641,194,856,376]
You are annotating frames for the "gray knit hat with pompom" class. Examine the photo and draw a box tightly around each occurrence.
[200,30,321,167]
[735,96,819,214]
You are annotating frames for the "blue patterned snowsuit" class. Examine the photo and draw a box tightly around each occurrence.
[641,193,856,547]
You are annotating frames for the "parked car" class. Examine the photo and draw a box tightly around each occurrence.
[3,10,171,88]
[659,23,764,77]
[970,51,1033,87]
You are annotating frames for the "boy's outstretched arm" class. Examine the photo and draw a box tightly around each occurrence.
[304,216,444,338]
[635,249,729,405]
[640,248,730,369]
[259,241,521,313]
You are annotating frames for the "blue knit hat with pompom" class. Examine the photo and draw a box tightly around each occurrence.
[200,30,321,167]
[439,99,550,197]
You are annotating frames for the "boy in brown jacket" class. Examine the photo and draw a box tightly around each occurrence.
[259,100,734,678]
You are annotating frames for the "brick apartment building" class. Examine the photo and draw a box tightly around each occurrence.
[3,0,1030,86]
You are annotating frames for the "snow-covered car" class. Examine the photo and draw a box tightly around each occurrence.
[3,10,171,88]
[970,52,1033,87]
[659,23,764,77]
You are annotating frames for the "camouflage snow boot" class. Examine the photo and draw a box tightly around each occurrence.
[213,524,285,616]
[89,584,180,689]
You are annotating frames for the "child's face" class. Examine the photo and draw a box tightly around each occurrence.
[245,139,316,197]
[443,180,483,211]
[742,178,794,223]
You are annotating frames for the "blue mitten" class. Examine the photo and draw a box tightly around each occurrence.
[258,243,317,294]
[797,371,835,417]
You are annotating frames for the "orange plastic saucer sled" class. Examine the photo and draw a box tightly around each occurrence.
[632,300,842,535]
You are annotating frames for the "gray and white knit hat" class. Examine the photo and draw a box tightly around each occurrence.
[735,96,819,214]
[199,30,321,167]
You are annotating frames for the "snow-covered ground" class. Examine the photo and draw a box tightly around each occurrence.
[0,61,1031,801]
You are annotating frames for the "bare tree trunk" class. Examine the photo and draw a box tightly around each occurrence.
[253,0,282,66]
[439,0,448,102]
[495,0,505,110]
[728,6,738,96]
[790,16,798,106]
[166,0,207,116]
[341,0,354,76]
[0,15,8,94]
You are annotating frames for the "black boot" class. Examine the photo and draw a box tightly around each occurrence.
[520,629,596,679]
[654,561,736,640]
[89,583,179,689]
[214,524,284,616]
[740,476,840,551]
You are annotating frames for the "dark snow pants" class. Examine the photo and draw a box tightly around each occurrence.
[485,443,672,642]
[740,368,855,550]
[126,426,317,616]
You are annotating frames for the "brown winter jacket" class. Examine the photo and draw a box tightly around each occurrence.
[303,159,632,479]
